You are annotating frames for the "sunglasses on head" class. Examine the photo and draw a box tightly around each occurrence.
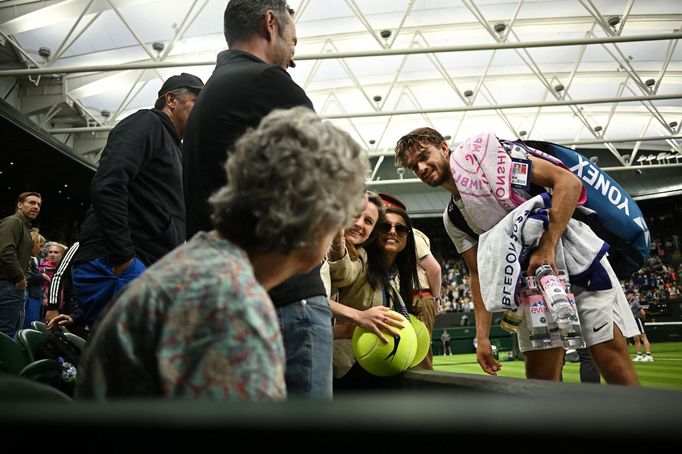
[378,222,410,237]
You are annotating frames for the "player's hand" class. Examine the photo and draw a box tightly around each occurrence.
[476,336,501,375]
[527,247,557,277]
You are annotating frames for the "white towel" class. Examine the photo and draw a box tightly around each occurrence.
[450,132,520,231]
[477,194,609,312]
[450,133,588,233]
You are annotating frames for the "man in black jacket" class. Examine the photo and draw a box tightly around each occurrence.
[183,0,333,398]
[49,73,203,332]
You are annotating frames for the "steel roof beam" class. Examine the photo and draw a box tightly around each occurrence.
[322,93,682,119]
[47,0,97,65]
[0,31,679,77]
[46,92,682,134]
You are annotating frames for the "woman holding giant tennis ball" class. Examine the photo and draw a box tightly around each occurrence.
[329,204,421,389]
[351,313,430,376]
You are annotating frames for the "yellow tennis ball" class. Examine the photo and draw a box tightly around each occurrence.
[408,315,430,368]
[352,311,417,377]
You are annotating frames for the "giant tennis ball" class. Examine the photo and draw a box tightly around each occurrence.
[352,311,417,377]
[408,315,430,367]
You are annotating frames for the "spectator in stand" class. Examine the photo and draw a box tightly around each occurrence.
[39,242,66,305]
[377,192,442,370]
[43,242,66,263]
[48,73,203,333]
[0,192,41,338]
[627,290,654,362]
[23,230,46,329]
[326,191,405,344]
[183,0,333,399]
[664,239,673,258]
[44,242,88,338]
[656,238,665,259]
[672,234,680,255]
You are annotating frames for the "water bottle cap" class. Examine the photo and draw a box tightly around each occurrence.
[535,263,552,276]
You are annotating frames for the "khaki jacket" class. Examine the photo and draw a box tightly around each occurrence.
[329,248,399,378]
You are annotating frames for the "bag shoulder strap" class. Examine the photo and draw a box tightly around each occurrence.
[447,196,479,240]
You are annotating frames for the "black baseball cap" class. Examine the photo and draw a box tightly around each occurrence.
[157,72,204,98]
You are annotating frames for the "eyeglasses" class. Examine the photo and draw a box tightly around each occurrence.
[378,222,410,237]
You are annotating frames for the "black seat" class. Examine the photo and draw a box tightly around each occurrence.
[15,329,47,363]
[19,359,64,389]
[0,373,72,402]
[0,331,29,375]
[63,332,86,353]
[30,321,49,334]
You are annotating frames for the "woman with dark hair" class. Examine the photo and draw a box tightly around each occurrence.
[365,205,421,315]
[329,204,420,390]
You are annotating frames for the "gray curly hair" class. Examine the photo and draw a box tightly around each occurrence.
[210,107,368,253]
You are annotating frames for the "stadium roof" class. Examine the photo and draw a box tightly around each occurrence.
[0,0,680,216]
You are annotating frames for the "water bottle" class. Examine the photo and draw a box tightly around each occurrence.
[524,293,552,349]
[518,275,552,348]
[500,307,524,333]
[535,264,572,327]
[558,284,585,349]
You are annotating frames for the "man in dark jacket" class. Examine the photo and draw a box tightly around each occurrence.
[183,0,332,398]
[0,192,41,337]
[49,73,203,332]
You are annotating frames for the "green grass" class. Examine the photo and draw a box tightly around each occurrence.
[433,341,682,391]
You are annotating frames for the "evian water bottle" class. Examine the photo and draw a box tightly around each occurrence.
[519,276,551,349]
[559,281,585,349]
[535,264,572,328]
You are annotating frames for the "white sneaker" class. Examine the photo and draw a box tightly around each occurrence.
[633,355,643,362]
[642,355,654,362]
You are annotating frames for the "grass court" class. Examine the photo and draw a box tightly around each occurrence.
[433,341,682,391]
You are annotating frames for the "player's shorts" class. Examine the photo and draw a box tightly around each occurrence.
[517,256,639,353]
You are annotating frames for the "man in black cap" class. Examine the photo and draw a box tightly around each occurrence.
[48,73,204,334]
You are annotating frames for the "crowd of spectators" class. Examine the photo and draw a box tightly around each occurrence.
[621,252,681,317]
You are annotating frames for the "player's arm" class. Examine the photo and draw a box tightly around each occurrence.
[462,246,501,375]
[527,155,583,276]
